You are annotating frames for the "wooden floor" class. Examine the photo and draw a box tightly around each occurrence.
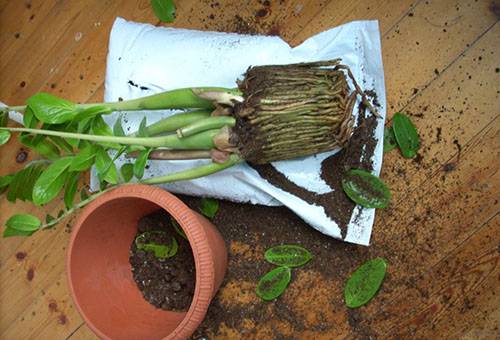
[0,0,498,339]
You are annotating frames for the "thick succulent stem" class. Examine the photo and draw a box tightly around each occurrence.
[177,116,235,138]
[1,127,219,150]
[141,154,242,184]
[131,109,211,136]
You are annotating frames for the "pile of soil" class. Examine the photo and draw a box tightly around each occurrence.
[129,210,195,312]
[252,102,379,237]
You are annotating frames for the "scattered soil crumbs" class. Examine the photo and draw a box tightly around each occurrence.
[182,195,375,339]
[251,101,379,237]
[129,210,195,311]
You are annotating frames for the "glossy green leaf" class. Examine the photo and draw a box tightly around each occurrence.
[200,197,219,219]
[18,134,60,160]
[3,226,35,238]
[0,175,13,194]
[32,157,73,205]
[138,116,148,137]
[344,258,387,308]
[383,126,397,153]
[5,214,41,232]
[27,92,78,124]
[150,0,176,23]
[120,163,134,183]
[75,105,112,121]
[113,115,125,136]
[95,147,118,185]
[265,245,312,268]
[342,169,391,209]
[256,266,292,301]
[48,135,73,153]
[64,172,79,209]
[23,106,39,128]
[133,148,151,179]
[392,112,420,159]
[171,217,187,240]
[91,116,120,149]
[69,144,96,171]
[19,164,45,202]
[135,231,178,258]
[0,129,10,145]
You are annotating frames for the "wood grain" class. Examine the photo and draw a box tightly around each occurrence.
[0,0,498,339]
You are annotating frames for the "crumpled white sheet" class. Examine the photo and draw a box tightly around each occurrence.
[91,17,386,245]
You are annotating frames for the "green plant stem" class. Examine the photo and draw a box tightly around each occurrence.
[41,186,115,229]
[1,127,219,150]
[142,154,242,184]
[131,109,211,136]
[177,116,236,138]
[3,87,241,113]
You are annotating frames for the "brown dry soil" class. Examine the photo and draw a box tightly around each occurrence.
[129,210,195,312]
[182,193,389,339]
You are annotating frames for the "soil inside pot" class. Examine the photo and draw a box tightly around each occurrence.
[129,210,195,312]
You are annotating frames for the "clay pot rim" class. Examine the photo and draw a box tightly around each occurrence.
[66,184,215,339]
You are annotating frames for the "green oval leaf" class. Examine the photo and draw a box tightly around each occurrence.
[95,147,118,185]
[18,134,60,160]
[264,245,312,268]
[113,115,125,137]
[23,106,39,128]
[33,157,73,205]
[120,163,134,183]
[64,172,79,209]
[0,174,13,193]
[383,126,397,153]
[138,116,149,137]
[256,266,292,301]
[3,226,35,238]
[26,93,78,124]
[0,129,11,145]
[150,0,176,23]
[69,144,97,171]
[5,214,41,232]
[133,148,152,180]
[135,231,178,258]
[392,112,420,159]
[342,169,391,209]
[200,197,219,219]
[344,258,387,308]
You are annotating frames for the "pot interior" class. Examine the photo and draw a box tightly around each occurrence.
[69,197,191,340]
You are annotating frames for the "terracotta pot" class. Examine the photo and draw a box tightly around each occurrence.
[67,184,227,340]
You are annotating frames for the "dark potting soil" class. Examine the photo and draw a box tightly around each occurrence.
[129,210,195,312]
[251,104,379,237]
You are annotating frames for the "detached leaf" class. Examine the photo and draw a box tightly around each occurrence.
[5,214,41,232]
[70,144,96,171]
[32,157,73,206]
[27,92,78,124]
[135,231,178,258]
[113,116,125,136]
[64,172,79,209]
[0,129,10,145]
[342,169,391,209]
[133,148,151,179]
[256,266,292,301]
[383,127,397,153]
[150,0,176,23]
[392,112,420,159]
[344,258,387,308]
[265,245,312,268]
[95,147,118,185]
[3,226,35,238]
[200,197,219,219]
